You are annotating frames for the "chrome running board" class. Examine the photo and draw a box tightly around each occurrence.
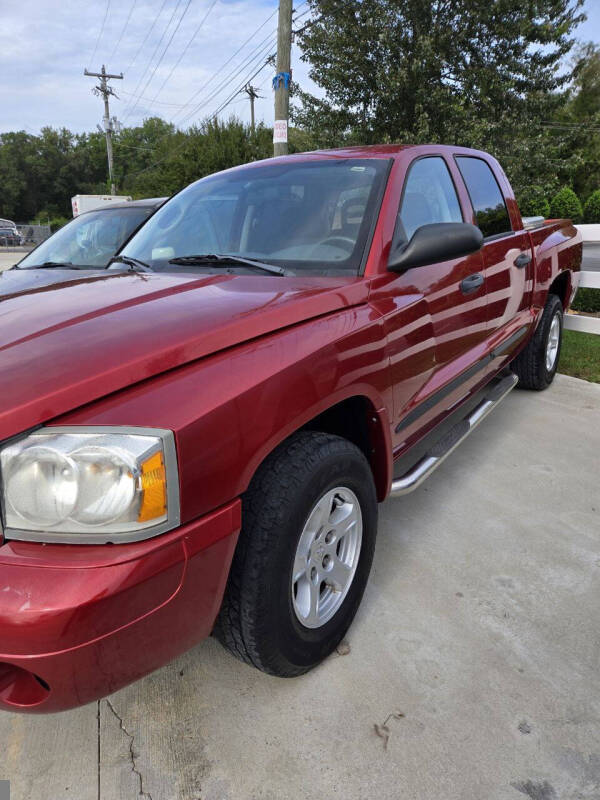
[390,373,518,497]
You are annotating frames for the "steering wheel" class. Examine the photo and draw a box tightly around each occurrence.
[313,236,355,253]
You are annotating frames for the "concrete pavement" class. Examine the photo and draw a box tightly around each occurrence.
[1,374,599,800]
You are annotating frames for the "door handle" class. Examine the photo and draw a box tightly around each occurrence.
[460,273,484,294]
[514,252,531,268]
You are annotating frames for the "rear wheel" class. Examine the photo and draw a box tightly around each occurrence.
[214,431,377,676]
[512,294,563,390]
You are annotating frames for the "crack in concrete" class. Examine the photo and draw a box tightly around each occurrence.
[105,699,153,800]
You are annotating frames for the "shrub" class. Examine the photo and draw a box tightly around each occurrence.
[583,190,600,223]
[49,216,69,232]
[518,186,550,218]
[571,287,600,313]
[549,187,583,223]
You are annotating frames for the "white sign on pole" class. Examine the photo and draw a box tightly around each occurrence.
[273,119,288,144]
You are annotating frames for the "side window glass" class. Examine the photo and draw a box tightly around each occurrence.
[456,156,512,238]
[398,157,463,242]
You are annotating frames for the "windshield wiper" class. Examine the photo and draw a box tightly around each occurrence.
[168,253,284,276]
[19,261,80,269]
[108,255,154,273]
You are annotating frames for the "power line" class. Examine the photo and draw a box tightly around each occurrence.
[119,3,306,172]
[130,0,195,111]
[124,0,170,74]
[122,0,187,120]
[119,89,190,107]
[124,0,194,120]
[89,0,111,66]
[211,58,271,119]
[170,6,278,122]
[149,0,219,104]
[129,53,273,178]
[110,0,138,62]
[113,28,276,165]
[174,29,277,126]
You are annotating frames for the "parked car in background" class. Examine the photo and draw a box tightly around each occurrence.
[0,145,581,713]
[15,198,166,271]
[0,219,23,246]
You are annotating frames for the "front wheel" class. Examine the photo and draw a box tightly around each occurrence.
[512,294,563,390]
[214,431,378,676]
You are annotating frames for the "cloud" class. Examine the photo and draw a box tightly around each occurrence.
[0,0,317,134]
[3,0,594,136]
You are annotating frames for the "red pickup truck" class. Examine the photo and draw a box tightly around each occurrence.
[0,145,582,712]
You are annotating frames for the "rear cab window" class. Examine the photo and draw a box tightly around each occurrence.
[455,156,512,239]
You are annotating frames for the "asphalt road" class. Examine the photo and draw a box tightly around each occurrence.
[1,374,599,800]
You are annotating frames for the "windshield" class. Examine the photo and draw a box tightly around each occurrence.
[18,207,153,269]
[122,158,390,276]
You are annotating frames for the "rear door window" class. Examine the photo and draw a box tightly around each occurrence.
[398,157,463,242]
[456,157,512,238]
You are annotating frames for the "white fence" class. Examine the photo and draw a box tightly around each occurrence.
[564,225,600,336]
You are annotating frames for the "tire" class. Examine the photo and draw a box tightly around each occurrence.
[214,431,378,676]
[512,294,563,390]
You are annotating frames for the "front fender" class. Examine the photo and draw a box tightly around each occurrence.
[54,305,394,522]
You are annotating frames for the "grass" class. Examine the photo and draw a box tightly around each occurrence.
[558,329,600,383]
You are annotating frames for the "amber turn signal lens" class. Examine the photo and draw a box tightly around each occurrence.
[138,451,167,522]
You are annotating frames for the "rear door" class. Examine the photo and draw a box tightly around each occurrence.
[455,156,532,353]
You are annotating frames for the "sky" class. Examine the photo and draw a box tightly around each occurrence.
[0,0,599,136]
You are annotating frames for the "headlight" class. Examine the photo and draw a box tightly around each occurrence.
[0,427,179,544]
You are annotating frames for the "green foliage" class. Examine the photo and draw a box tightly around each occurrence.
[549,186,583,222]
[518,186,551,218]
[571,287,600,313]
[1,2,599,223]
[559,43,600,200]
[32,211,69,231]
[294,0,585,195]
[559,330,600,383]
[583,189,600,222]
[0,117,290,222]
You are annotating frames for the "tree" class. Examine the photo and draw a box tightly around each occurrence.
[0,118,286,222]
[294,0,585,193]
[571,42,600,119]
[549,186,583,222]
[558,43,600,200]
[583,189,600,223]
[518,186,550,218]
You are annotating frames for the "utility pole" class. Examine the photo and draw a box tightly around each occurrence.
[273,0,293,156]
[84,65,123,195]
[244,84,261,132]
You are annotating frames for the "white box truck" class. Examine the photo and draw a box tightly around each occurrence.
[71,194,132,217]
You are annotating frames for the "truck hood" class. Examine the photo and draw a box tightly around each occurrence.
[0,269,368,440]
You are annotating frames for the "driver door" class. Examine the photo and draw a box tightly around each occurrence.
[380,155,488,450]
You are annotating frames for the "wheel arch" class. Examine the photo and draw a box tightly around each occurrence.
[241,392,393,504]
[300,395,392,502]
[548,270,572,310]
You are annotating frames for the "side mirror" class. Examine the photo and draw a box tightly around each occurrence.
[388,222,483,272]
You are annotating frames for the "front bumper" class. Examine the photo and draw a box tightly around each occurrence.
[0,500,241,713]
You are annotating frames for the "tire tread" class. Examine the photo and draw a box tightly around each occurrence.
[512,294,563,390]
[214,431,375,676]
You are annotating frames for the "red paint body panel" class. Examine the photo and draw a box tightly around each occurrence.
[0,501,240,711]
[0,144,582,712]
